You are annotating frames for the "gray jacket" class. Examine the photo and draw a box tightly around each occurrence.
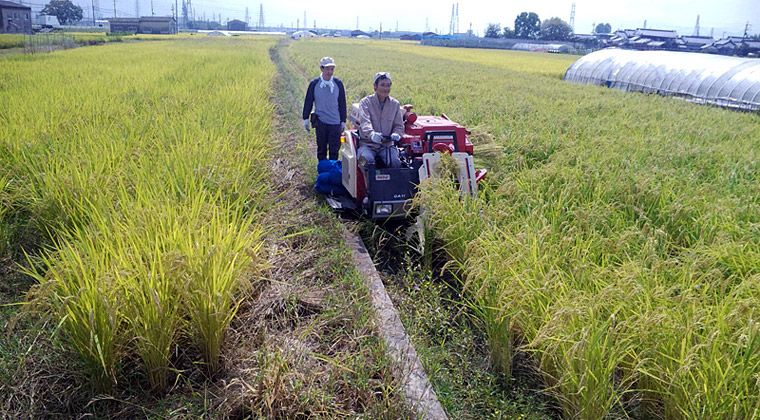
[357,94,405,150]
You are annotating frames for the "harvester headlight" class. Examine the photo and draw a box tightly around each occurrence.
[375,204,393,215]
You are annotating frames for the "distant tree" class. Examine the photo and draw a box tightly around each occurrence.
[595,23,612,34]
[485,23,501,38]
[540,17,573,41]
[514,12,540,39]
[40,0,83,25]
[502,26,515,38]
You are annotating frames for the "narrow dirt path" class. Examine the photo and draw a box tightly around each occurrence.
[213,38,416,418]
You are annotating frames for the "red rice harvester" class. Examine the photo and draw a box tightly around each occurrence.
[325,104,487,219]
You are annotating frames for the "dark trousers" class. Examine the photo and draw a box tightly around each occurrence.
[315,120,342,161]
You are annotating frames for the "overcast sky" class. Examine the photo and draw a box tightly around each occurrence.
[57,0,757,38]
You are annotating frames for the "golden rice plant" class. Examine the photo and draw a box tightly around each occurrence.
[290,38,760,418]
[0,33,23,49]
[4,37,276,391]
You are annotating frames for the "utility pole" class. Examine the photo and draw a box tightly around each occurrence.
[744,21,750,39]
[134,0,137,17]
[693,14,700,36]
[150,0,154,16]
[259,3,264,29]
[113,0,116,17]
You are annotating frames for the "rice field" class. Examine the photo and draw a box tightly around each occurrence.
[0,37,276,392]
[3,33,759,418]
[0,34,23,49]
[289,38,760,419]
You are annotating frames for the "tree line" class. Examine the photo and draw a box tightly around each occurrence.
[485,12,612,41]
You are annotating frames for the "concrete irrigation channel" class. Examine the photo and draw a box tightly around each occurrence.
[342,228,448,420]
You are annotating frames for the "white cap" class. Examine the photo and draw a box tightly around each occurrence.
[374,72,391,84]
[320,57,336,67]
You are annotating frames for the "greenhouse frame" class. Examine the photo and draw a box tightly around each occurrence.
[564,48,760,111]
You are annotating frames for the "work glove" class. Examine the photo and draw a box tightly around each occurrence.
[390,133,401,143]
[340,122,346,132]
[370,131,383,144]
[303,119,310,132]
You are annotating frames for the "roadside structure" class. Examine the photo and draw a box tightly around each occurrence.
[108,16,176,34]
[0,0,32,34]
[227,19,246,31]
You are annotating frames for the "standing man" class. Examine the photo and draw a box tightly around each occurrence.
[357,72,404,169]
[302,57,347,162]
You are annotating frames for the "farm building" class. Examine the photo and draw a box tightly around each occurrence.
[108,18,140,33]
[739,40,760,56]
[629,29,679,50]
[139,16,176,34]
[400,34,422,41]
[677,36,714,52]
[107,16,175,34]
[702,38,740,55]
[0,0,31,34]
[227,19,246,31]
[564,49,760,111]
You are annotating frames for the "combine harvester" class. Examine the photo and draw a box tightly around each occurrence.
[323,103,486,220]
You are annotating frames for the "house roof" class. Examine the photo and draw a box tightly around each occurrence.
[715,38,737,46]
[0,0,30,9]
[140,16,174,22]
[108,18,140,23]
[681,36,713,44]
[636,28,679,39]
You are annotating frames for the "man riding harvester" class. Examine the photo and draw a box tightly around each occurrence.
[322,72,486,220]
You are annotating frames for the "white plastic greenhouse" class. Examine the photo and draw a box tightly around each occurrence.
[564,49,760,111]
